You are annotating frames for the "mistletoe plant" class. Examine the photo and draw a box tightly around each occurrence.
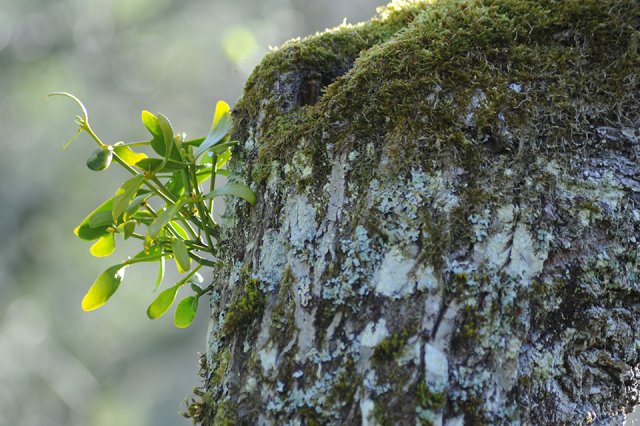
[48,92,255,328]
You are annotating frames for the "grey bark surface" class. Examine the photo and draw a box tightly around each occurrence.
[200,1,640,424]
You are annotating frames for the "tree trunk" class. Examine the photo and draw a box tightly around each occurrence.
[196,0,640,424]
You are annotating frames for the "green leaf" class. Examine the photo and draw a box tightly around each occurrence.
[135,158,188,172]
[81,264,126,311]
[88,211,114,228]
[169,221,190,240]
[75,197,114,241]
[197,142,237,166]
[154,257,165,291]
[189,273,204,294]
[112,176,146,222]
[174,295,198,328]
[146,283,180,319]
[113,145,147,166]
[172,238,190,273]
[90,233,115,257]
[141,110,165,157]
[157,113,180,164]
[205,182,256,205]
[215,147,232,170]
[194,101,232,159]
[86,147,113,171]
[125,194,151,219]
[148,199,188,238]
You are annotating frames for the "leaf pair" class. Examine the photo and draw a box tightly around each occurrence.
[146,268,202,328]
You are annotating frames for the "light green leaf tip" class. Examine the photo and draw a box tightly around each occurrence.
[90,233,115,257]
[194,101,232,159]
[81,264,126,311]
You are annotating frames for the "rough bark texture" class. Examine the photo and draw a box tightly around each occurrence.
[197,0,640,424]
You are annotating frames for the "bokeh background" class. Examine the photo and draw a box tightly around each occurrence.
[0,0,381,425]
[1,0,638,425]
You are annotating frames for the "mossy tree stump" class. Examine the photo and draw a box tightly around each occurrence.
[196,0,640,424]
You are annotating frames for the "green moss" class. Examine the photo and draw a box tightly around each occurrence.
[372,328,413,362]
[183,352,222,425]
[233,0,638,198]
[452,304,483,349]
[416,380,447,425]
[207,397,237,426]
[223,276,266,336]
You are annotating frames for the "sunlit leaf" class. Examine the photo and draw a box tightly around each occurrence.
[112,176,146,222]
[81,264,126,311]
[215,147,232,170]
[146,283,180,319]
[194,101,232,159]
[157,114,180,165]
[141,110,165,157]
[90,233,115,257]
[172,238,190,273]
[86,147,113,171]
[204,182,256,205]
[75,197,114,241]
[174,295,198,328]
[154,257,165,291]
[113,145,148,166]
[148,199,188,238]
[169,221,190,240]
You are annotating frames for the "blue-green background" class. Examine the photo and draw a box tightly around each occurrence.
[0,0,379,424]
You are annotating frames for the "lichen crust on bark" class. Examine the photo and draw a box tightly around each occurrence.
[199,0,640,424]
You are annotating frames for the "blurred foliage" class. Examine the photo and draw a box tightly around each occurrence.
[0,0,380,424]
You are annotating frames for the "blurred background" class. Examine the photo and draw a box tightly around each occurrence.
[0,0,381,424]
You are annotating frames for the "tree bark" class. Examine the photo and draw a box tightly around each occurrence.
[197,0,640,424]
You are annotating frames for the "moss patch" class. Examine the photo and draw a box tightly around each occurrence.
[235,0,638,193]
[372,328,413,362]
[223,275,266,336]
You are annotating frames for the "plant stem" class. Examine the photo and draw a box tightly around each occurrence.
[188,252,222,268]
